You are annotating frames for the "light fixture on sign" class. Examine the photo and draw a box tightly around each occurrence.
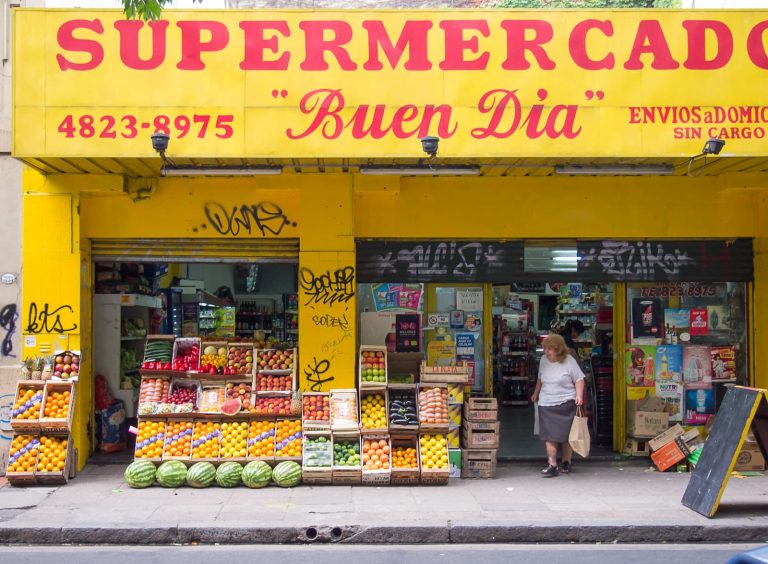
[359,166,480,176]
[688,137,726,176]
[162,166,283,177]
[554,164,675,176]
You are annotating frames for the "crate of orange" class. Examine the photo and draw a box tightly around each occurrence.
[35,435,73,485]
[390,434,421,486]
[161,420,193,461]
[10,381,44,433]
[275,418,302,462]
[39,381,75,434]
[5,434,41,486]
[361,435,391,486]
[246,419,275,463]
[134,419,166,462]
[190,420,221,462]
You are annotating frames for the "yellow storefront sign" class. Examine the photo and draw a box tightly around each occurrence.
[13,9,768,159]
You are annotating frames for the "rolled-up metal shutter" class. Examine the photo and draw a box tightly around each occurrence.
[91,238,299,263]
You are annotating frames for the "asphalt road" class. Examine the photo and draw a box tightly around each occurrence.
[0,544,761,564]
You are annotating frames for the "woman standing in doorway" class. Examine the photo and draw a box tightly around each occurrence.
[530,333,586,478]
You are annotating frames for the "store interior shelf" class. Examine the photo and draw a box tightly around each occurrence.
[503,400,529,406]
[502,376,528,381]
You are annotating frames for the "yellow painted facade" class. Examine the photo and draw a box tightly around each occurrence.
[13,9,768,469]
[20,169,768,467]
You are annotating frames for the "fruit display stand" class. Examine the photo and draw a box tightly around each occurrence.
[190,420,221,462]
[359,388,389,435]
[10,381,44,433]
[225,343,254,376]
[166,377,201,414]
[417,383,450,434]
[219,419,249,462]
[162,420,193,461]
[274,418,303,462]
[5,434,41,486]
[199,341,228,376]
[38,381,75,434]
[141,335,175,369]
[134,419,167,462]
[224,380,253,412]
[302,432,333,484]
[302,392,331,431]
[419,433,450,486]
[137,376,171,415]
[247,419,276,463]
[387,385,419,433]
[420,362,470,384]
[255,348,296,393]
[330,389,360,432]
[390,434,421,486]
[35,435,74,485]
[359,346,388,387]
[361,435,391,486]
[332,433,362,484]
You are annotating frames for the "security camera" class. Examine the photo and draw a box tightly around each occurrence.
[151,132,170,154]
[420,136,439,158]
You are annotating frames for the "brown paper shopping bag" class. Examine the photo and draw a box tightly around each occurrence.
[569,405,591,458]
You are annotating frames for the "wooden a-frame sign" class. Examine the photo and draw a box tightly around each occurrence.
[682,386,768,517]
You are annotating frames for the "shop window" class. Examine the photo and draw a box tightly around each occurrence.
[626,282,749,428]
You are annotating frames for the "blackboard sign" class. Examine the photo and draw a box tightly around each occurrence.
[681,386,768,517]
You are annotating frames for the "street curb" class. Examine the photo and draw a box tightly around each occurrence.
[1,524,768,545]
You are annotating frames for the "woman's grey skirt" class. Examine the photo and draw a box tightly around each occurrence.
[538,400,576,443]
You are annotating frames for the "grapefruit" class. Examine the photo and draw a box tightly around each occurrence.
[220,397,242,416]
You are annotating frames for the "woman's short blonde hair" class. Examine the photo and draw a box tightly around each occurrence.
[542,333,568,362]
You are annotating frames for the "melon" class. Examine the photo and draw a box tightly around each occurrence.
[242,460,272,489]
[220,398,242,416]
[156,460,188,488]
[186,462,216,488]
[272,461,302,488]
[203,345,217,356]
[124,460,156,488]
[216,461,243,487]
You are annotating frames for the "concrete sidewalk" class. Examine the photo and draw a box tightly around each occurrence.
[0,461,767,545]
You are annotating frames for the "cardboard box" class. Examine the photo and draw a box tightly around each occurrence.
[651,437,691,472]
[447,425,461,448]
[624,438,650,457]
[734,442,766,472]
[649,424,685,451]
[628,410,670,438]
[447,384,465,405]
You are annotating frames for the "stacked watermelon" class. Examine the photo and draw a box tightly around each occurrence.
[186,462,216,488]
[216,462,243,487]
[124,460,157,488]
[125,460,301,488]
[242,461,272,488]
[272,461,301,488]
[157,460,188,487]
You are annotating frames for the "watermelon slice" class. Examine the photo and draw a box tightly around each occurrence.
[221,397,242,416]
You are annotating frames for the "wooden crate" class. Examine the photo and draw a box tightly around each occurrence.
[255,348,297,393]
[464,398,499,421]
[161,419,194,461]
[361,435,391,486]
[218,418,250,463]
[35,437,74,485]
[332,433,362,484]
[390,434,421,486]
[302,432,333,476]
[224,343,254,378]
[461,448,497,479]
[360,388,389,435]
[5,434,41,486]
[38,381,76,434]
[189,419,221,463]
[462,420,500,449]
[417,383,450,433]
[246,419,276,462]
[10,381,45,433]
[301,391,331,431]
[419,432,450,485]
[387,384,419,434]
[172,337,202,372]
[420,361,470,384]
[359,345,388,388]
[134,419,167,463]
[274,418,303,462]
[302,467,333,485]
[330,389,360,432]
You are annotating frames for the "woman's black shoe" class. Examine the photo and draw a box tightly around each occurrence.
[561,461,572,474]
[541,464,559,478]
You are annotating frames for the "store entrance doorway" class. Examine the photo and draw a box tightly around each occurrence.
[493,282,615,460]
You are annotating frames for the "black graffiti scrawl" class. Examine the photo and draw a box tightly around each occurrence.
[200,201,297,236]
[299,267,355,306]
[0,304,18,357]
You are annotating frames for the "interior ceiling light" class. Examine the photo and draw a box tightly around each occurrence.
[554,164,675,176]
[162,166,283,177]
[359,165,480,176]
